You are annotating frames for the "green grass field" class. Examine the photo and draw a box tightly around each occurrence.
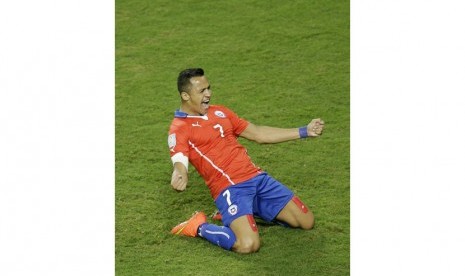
[116,0,349,274]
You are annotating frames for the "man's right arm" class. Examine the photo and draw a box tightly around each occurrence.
[168,122,189,191]
[171,162,188,191]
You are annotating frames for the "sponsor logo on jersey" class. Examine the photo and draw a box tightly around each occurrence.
[168,133,176,151]
[228,204,238,216]
[214,110,226,118]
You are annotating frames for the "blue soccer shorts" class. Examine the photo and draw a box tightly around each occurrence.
[214,172,294,227]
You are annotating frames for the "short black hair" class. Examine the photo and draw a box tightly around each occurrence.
[177,68,204,93]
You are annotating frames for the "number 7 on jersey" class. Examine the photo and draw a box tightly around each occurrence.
[213,124,225,137]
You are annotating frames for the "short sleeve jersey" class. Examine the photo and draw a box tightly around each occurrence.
[168,105,262,199]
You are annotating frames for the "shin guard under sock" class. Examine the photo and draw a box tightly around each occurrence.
[198,223,236,250]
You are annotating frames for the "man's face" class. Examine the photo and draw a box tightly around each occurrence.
[183,76,211,115]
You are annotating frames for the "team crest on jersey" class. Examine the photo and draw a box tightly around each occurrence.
[228,204,238,216]
[168,134,176,151]
[214,110,226,118]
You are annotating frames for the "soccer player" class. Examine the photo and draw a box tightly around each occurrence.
[168,68,324,254]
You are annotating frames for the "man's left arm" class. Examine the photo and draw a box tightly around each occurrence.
[239,118,324,144]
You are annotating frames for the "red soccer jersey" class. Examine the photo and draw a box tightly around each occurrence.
[168,105,262,199]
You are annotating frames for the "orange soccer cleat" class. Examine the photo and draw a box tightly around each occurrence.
[170,211,207,237]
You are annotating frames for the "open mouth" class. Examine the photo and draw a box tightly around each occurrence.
[201,100,210,109]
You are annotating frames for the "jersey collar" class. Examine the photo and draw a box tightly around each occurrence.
[174,109,209,120]
[174,110,188,118]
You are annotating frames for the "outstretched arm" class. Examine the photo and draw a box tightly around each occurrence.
[171,162,188,191]
[239,118,324,144]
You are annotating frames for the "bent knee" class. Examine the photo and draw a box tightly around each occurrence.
[301,216,314,230]
[233,238,260,254]
[299,212,315,230]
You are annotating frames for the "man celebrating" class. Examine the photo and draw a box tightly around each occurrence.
[168,68,324,254]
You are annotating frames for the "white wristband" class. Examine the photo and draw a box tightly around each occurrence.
[171,152,189,171]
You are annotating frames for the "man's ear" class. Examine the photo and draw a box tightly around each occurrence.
[181,91,190,101]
